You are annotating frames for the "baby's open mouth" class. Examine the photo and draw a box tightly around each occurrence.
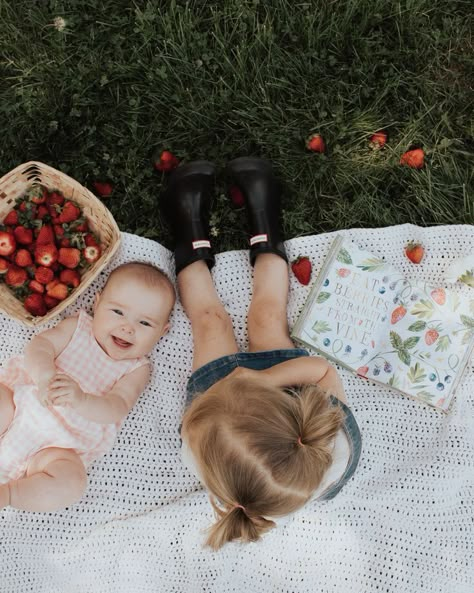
[112,336,132,348]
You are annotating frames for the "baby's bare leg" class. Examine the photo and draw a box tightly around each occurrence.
[0,384,15,435]
[248,253,294,352]
[178,260,238,371]
[0,447,87,512]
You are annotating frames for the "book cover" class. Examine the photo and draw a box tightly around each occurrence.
[291,236,474,412]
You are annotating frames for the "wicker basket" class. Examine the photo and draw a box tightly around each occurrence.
[0,161,121,326]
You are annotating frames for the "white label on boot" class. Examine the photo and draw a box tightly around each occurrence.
[192,240,211,250]
[250,234,268,246]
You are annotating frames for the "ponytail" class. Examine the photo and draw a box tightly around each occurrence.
[206,499,275,550]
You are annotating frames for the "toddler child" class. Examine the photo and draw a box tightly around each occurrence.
[0,262,175,512]
[161,157,361,549]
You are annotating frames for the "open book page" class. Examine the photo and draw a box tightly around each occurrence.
[292,236,474,412]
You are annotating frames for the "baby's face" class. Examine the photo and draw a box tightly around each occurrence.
[92,276,174,360]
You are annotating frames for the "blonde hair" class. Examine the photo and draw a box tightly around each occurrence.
[105,261,175,300]
[182,375,344,550]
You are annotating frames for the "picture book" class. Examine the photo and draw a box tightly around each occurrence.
[291,235,474,412]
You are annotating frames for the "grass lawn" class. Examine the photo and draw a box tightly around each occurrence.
[0,0,472,252]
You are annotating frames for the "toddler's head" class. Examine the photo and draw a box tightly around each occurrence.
[181,374,344,549]
[92,262,175,360]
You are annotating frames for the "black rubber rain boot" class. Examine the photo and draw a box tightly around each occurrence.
[227,157,287,266]
[160,161,216,275]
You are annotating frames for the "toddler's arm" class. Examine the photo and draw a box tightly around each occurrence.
[24,316,79,402]
[48,363,151,424]
[259,357,347,404]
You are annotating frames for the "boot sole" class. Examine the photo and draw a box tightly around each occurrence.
[171,160,216,180]
[226,157,274,175]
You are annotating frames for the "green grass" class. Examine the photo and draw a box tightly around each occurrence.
[0,0,472,252]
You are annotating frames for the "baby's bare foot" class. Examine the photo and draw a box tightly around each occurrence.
[0,483,10,508]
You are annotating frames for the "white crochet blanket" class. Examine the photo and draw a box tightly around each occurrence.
[1,224,473,593]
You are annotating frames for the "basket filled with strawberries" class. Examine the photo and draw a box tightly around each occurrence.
[0,161,121,326]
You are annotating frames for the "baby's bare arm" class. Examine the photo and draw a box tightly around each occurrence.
[259,357,348,404]
[70,363,151,424]
[24,316,78,395]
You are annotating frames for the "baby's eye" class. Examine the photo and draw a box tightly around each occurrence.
[140,320,151,327]
[112,309,123,316]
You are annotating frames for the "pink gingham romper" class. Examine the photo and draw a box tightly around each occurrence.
[0,309,149,484]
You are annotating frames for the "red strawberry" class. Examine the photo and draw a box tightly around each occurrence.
[35,244,58,267]
[391,306,407,324]
[60,269,81,288]
[36,225,55,246]
[154,150,180,172]
[336,268,351,278]
[47,282,68,301]
[306,134,325,153]
[30,187,46,204]
[29,280,45,294]
[13,226,33,245]
[83,245,101,264]
[5,265,28,287]
[85,233,100,248]
[35,266,55,285]
[92,181,113,197]
[36,205,49,220]
[70,219,88,232]
[60,237,71,247]
[405,242,424,264]
[44,295,59,310]
[58,247,81,269]
[291,256,312,285]
[0,231,16,256]
[430,288,446,305]
[47,191,65,206]
[369,131,387,148]
[0,257,9,274]
[229,186,245,208]
[24,293,47,317]
[400,148,425,169]
[425,329,439,345]
[58,201,81,223]
[3,210,19,226]
[14,249,33,267]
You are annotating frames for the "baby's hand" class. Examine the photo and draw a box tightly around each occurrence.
[36,373,55,407]
[47,374,86,409]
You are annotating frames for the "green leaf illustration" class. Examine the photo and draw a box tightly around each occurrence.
[316,292,331,304]
[459,270,474,287]
[407,362,426,384]
[435,335,451,352]
[403,336,420,350]
[388,375,401,388]
[397,349,411,365]
[408,320,427,332]
[462,330,474,345]
[460,314,474,329]
[336,248,352,265]
[390,331,403,350]
[357,257,386,272]
[410,299,435,319]
[312,320,331,334]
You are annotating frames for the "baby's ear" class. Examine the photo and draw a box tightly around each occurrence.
[93,292,101,312]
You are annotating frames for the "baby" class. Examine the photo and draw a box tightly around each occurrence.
[0,262,175,512]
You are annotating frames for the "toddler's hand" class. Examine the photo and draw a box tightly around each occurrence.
[36,373,55,407]
[47,374,86,409]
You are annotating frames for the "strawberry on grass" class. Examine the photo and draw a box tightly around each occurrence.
[229,186,245,208]
[400,148,425,169]
[369,131,387,148]
[92,181,113,197]
[306,134,325,153]
[154,150,180,172]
